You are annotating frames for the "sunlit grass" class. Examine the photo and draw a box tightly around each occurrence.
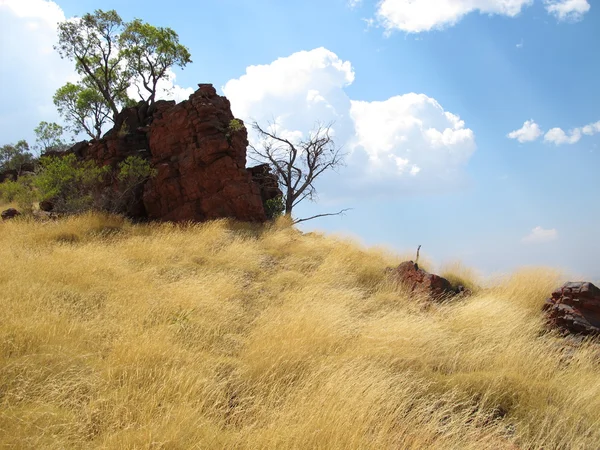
[1,213,598,449]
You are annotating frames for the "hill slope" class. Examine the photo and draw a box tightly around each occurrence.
[1,214,599,449]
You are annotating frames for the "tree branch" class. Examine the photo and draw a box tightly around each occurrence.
[293,208,352,224]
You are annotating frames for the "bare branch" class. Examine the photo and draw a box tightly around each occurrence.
[293,209,352,225]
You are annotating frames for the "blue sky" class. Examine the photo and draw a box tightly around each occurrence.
[1,0,599,279]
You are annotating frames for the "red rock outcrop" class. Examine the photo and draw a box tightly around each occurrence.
[48,84,280,223]
[247,163,282,204]
[544,282,600,336]
[144,84,267,222]
[386,261,468,301]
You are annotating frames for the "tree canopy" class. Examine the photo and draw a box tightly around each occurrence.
[34,121,68,154]
[54,9,191,138]
[0,141,33,173]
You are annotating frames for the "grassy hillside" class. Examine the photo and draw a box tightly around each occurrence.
[1,213,599,449]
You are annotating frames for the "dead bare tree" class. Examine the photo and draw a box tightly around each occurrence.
[249,121,350,223]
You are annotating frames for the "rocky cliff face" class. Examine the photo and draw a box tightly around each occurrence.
[56,84,280,223]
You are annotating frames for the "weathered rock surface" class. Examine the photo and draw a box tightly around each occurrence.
[1,208,21,220]
[144,84,268,222]
[386,261,467,301]
[45,84,280,223]
[544,282,600,336]
[247,163,282,204]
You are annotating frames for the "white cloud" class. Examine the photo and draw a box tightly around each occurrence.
[544,0,590,22]
[371,0,589,33]
[522,226,558,244]
[507,120,543,143]
[544,127,582,145]
[0,0,74,143]
[511,118,600,146]
[375,0,534,33]
[581,120,600,136]
[516,39,524,48]
[0,0,194,144]
[223,48,476,194]
[350,94,475,180]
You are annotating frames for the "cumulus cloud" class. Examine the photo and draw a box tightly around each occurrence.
[375,0,534,33]
[581,120,600,136]
[0,0,74,142]
[522,226,558,244]
[370,0,589,33]
[350,95,475,180]
[510,118,599,146]
[223,47,476,194]
[0,0,193,144]
[544,0,590,22]
[507,120,543,143]
[544,127,582,145]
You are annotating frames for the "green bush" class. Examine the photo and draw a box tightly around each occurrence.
[265,195,285,220]
[117,156,156,186]
[35,154,110,213]
[0,176,39,213]
[99,155,157,214]
[0,180,22,203]
[14,175,39,214]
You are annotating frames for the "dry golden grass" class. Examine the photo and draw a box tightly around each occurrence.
[1,213,599,449]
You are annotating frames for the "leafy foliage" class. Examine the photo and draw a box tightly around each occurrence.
[53,81,112,139]
[34,154,110,213]
[34,121,68,154]
[54,9,192,135]
[117,156,157,184]
[0,141,33,173]
[265,195,285,220]
[228,119,244,133]
[120,19,192,104]
[55,9,130,120]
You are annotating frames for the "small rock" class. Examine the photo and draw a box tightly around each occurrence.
[1,208,21,220]
[386,261,458,301]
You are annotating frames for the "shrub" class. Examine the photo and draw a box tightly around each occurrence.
[34,154,110,214]
[117,156,156,186]
[265,195,285,220]
[228,119,244,133]
[100,155,157,214]
[0,180,22,203]
[0,176,39,213]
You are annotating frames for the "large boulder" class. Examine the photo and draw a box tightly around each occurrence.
[143,84,267,222]
[544,282,600,336]
[386,261,462,301]
[1,208,21,220]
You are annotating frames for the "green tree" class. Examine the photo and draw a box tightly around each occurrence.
[120,19,192,105]
[55,9,192,122]
[34,121,68,154]
[0,141,33,174]
[54,81,112,139]
[55,9,131,120]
